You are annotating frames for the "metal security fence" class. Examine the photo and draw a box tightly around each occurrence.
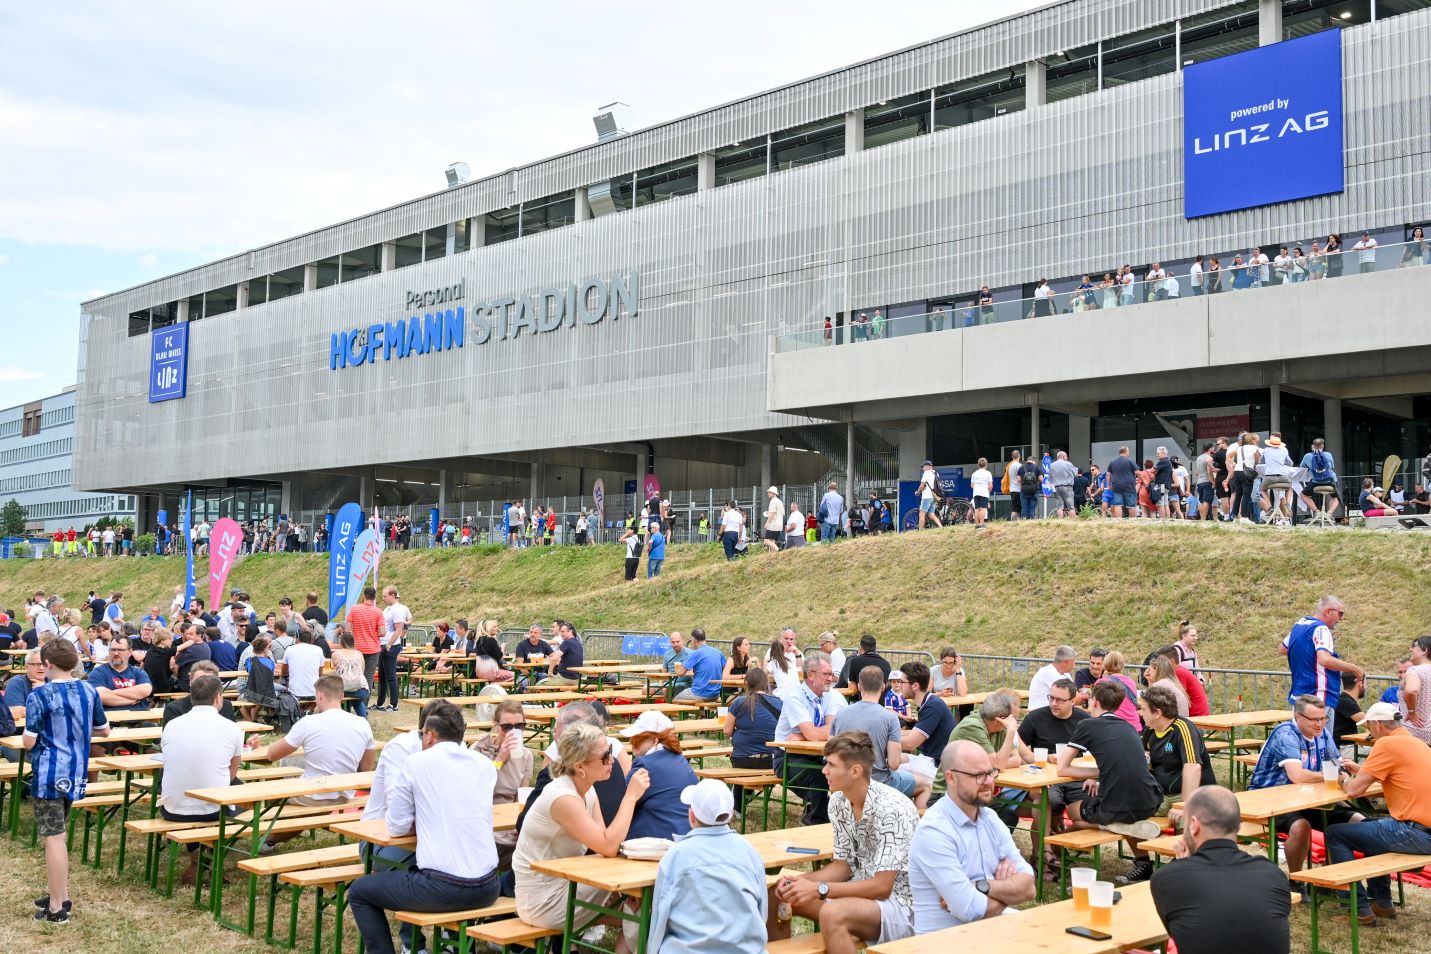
[580,630,670,661]
[803,645,937,677]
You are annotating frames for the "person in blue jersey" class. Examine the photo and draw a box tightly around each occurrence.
[25,639,110,922]
[1280,596,1364,708]
[673,629,724,703]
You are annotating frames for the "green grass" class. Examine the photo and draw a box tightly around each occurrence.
[3,522,1428,670]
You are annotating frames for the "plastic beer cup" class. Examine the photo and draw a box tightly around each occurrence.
[1089,880,1115,929]
[1071,867,1096,912]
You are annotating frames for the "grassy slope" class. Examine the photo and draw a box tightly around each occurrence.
[3,522,1428,670]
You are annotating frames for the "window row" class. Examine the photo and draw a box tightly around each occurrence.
[0,469,70,493]
[24,495,132,521]
[124,0,1430,337]
[0,437,72,466]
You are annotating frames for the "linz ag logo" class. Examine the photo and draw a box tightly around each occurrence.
[1193,98,1330,155]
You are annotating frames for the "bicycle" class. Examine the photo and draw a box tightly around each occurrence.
[902,497,974,530]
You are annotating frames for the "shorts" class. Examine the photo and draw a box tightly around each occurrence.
[1048,781,1087,811]
[1101,490,1114,505]
[1054,487,1075,511]
[33,797,71,838]
[972,496,990,510]
[918,498,936,514]
[1215,479,1232,499]
[784,534,805,548]
[760,529,779,542]
[886,770,917,797]
[1079,795,1155,826]
[1109,491,1137,509]
[290,793,352,808]
[876,898,916,944]
[1273,807,1359,834]
[1196,483,1214,505]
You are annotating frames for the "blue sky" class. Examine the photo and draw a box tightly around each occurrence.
[0,0,1040,407]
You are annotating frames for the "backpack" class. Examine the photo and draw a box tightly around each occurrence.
[1308,451,1335,485]
[1020,461,1041,495]
[817,501,828,522]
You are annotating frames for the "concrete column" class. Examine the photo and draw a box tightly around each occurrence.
[446,222,457,255]
[760,445,776,491]
[236,283,247,310]
[1269,385,1282,435]
[530,462,544,505]
[358,470,374,509]
[844,109,865,154]
[176,300,190,323]
[303,264,318,292]
[1324,398,1344,467]
[437,469,454,515]
[1068,414,1092,469]
[381,242,396,271]
[898,420,929,477]
[697,153,715,191]
[846,422,857,499]
[1259,0,1282,45]
[574,188,592,223]
[280,477,298,518]
[1026,59,1047,108]
[1030,401,1042,459]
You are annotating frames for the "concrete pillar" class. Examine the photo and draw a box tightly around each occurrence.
[697,153,715,191]
[1259,0,1282,45]
[470,216,488,248]
[574,187,592,223]
[176,300,190,323]
[236,283,247,310]
[1270,385,1282,435]
[381,242,396,271]
[1324,398,1344,468]
[898,420,929,476]
[846,422,857,499]
[530,462,544,506]
[760,445,776,490]
[1026,59,1047,108]
[437,469,454,515]
[303,264,318,292]
[844,109,864,154]
[1030,401,1042,459]
[1068,414,1092,470]
[281,476,299,519]
[358,470,374,509]
[446,222,457,256]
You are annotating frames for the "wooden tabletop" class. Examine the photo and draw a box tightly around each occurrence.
[1192,710,1289,731]
[329,801,522,847]
[570,665,665,675]
[940,689,1031,706]
[398,691,592,708]
[527,703,698,723]
[17,707,163,728]
[869,880,1161,953]
[186,771,375,806]
[1,720,269,748]
[767,739,826,757]
[994,765,1081,792]
[1173,778,1382,822]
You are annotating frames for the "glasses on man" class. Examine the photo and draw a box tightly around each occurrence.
[950,768,999,781]
[497,722,527,732]
[1048,694,1074,705]
[1297,713,1328,724]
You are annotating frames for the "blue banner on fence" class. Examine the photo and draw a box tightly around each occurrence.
[622,635,667,656]
[328,502,364,620]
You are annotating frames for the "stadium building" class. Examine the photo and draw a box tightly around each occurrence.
[75,0,1431,530]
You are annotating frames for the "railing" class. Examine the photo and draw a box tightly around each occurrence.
[776,236,1431,351]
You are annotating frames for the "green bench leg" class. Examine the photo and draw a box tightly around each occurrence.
[331,882,349,954]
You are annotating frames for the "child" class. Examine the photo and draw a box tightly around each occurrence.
[883,671,914,724]
[24,640,109,922]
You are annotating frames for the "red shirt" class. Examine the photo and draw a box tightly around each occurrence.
[347,601,384,655]
[1174,664,1210,717]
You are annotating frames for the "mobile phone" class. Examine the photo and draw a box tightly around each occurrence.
[1113,891,1122,904]
[784,846,820,855]
[1066,926,1113,941]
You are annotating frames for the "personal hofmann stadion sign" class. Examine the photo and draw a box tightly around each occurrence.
[329,271,639,371]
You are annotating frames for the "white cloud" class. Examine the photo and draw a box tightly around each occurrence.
[0,254,9,266]
[137,253,158,269]
[0,368,43,382]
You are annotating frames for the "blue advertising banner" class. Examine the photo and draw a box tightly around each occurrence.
[622,635,668,657]
[327,502,363,620]
[149,324,189,403]
[1184,29,1343,219]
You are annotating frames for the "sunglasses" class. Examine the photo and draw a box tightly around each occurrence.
[593,751,613,765]
[497,722,527,732]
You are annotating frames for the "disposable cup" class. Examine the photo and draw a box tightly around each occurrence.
[717,706,729,719]
[1088,880,1114,929]
[517,786,534,805]
[1322,761,1340,783]
[1071,867,1096,912]
[1034,747,1049,767]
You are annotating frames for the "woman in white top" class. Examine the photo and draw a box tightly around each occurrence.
[512,725,650,940]
[1258,434,1298,520]
[764,633,802,698]
[1032,278,1055,318]
[1229,432,1261,524]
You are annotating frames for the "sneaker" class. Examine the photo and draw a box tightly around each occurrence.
[1116,860,1155,885]
[1372,901,1398,921]
[32,896,71,912]
[257,841,276,855]
[34,906,71,923]
[1101,819,1163,842]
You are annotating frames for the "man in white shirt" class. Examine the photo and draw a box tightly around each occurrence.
[969,458,993,527]
[34,596,61,641]
[262,675,375,847]
[348,700,500,954]
[1189,256,1205,295]
[917,460,943,530]
[1252,247,1270,286]
[158,675,244,884]
[1028,646,1078,710]
[282,631,325,699]
[1162,272,1180,299]
[763,486,785,554]
[375,585,411,710]
[774,651,847,824]
[1146,262,1166,284]
[358,708,427,869]
[1353,230,1378,272]
[784,501,805,549]
[819,632,846,678]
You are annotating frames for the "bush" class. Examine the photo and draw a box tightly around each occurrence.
[1077,504,1099,520]
[136,533,156,556]
[11,542,32,559]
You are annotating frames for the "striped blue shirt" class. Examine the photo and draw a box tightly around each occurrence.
[23,679,108,800]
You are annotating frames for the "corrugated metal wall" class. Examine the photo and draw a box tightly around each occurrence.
[76,6,1431,493]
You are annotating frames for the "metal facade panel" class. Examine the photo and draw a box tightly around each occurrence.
[76,10,1431,492]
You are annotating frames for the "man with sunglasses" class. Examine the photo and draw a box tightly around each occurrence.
[1281,595,1363,708]
[1248,695,1365,880]
[471,699,534,872]
[908,740,1035,933]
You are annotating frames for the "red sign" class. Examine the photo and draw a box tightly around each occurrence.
[1196,414,1250,439]
[643,475,662,500]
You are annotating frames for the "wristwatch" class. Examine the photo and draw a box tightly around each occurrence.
[817,882,829,901]
[974,879,991,895]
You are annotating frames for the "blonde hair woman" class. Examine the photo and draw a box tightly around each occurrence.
[512,724,651,944]
[472,618,515,683]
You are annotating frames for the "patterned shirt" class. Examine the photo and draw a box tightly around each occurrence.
[830,780,918,910]
[1249,720,1339,790]
[23,679,108,800]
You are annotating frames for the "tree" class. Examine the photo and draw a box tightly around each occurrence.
[0,499,27,538]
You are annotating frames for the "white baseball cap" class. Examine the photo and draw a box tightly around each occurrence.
[619,710,675,737]
[680,778,736,826]
[1363,701,1402,723]
[767,486,780,495]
